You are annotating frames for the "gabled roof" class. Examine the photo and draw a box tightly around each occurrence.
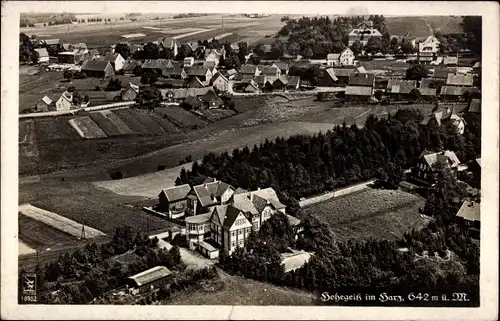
[186,66,210,77]
[286,214,301,227]
[327,53,341,60]
[433,68,450,79]
[200,90,223,104]
[142,59,175,70]
[239,64,259,74]
[162,66,185,77]
[203,60,217,70]
[222,205,248,230]
[446,73,474,86]
[40,95,53,105]
[245,81,259,92]
[211,72,228,84]
[234,187,248,194]
[232,193,259,215]
[192,180,234,207]
[260,66,280,76]
[288,76,300,87]
[58,91,73,103]
[43,38,60,45]
[420,150,461,168]
[274,75,289,86]
[226,68,237,76]
[331,68,353,77]
[253,75,267,86]
[390,80,417,94]
[468,98,481,113]
[128,266,172,287]
[122,59,142,71]
[124,82,140,93]
[355,66,367,73]
[189,76,206,88]
[184,95,203,107]
[34,48,49,58]
[157,37,179,49]
[101,52,123,62]
[419,87,437,96]
[345,86,372,96]
[159,184,191,202]
[325,68,339,82]
[250,188,286,209]
[387,79,417,90]
[456,200,480,222]
[274,62,289,71]
[81,60,112,72]
[348,72,375,87]
[440,86,469,96]
[472,62,481,69]
[419,78,434,88]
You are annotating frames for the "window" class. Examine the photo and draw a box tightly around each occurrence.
[231,241,236,247]
[231,231,235,237]
[238,229,243,235]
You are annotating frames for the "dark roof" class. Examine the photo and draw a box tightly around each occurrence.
[81,60,112,72]
[101,53,122,62]
[390,80,417,94]
[189,77,207,88]
[260,66,280,76]
[433,68,450,79]
[162,66,185,77]
[159,184,191,202]
[239,64,258,74]
[211,72,228,83]
[288,76,300,87]
[192,180,234,207]
[184,96,203,107]
[34,48,49,58]
[440,86,469,96]
[468,98,481,113]
[419,78,434,88]
[348,73,375,87]
[419,88,437,96]
[186,66,209,76]
[274,62,289,71]
[222,205,246,229]
[332,68,353,77]
[122,60,142,71]
[200,90,223,104]
[154,79,185,87]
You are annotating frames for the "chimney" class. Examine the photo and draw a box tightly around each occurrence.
[257,187,261,191]
[250,192,254,202]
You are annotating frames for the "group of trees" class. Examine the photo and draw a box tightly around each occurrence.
[20,226,184,304]
[177,108,481,212]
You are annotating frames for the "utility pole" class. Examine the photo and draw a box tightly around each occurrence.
[222,15,224,29]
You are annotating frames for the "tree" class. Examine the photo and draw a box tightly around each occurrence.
[350,40,364,56]
[64,70,73,80]
[19,33,35,63]
[278,25,290,37]
[178,44,192,59]
[405,64,429,81]
[409,88,421,102]
[140,71,158,85]
[114,43,131,60]
[237,42,249,62]
[30,51,39,64]
[401,40,415,55]
[364,37,383,55]
[136,86,162,107]
[168,246,182,265]
[105,78,122,91]
[73,92,82,105]
[301,47,314,59]
[461,16,481,56]
[142,42,160,59]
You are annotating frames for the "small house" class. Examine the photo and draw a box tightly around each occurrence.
[188,77,207,88]
[41,38,61,50]
[36,96,53,112]
[157,37,179,57]
[318,68,339,87]
[446,73,474,87]
[432,68,450,80]
[100,53,125,72]
[287,76,301,91]
[331,68,352,86]
[81,60,115,78]
[58,52,78,64]
[184,57,195,68]
[121,83,140,101]
[419,87,437,101]
[158,184,192,218]
[440,86,469,102]
[239,64,260,77]
[388,79,417,100]
[411,149,461,185]
[420,106,466,134]
[200,90,224,109]
[327,48,355,67]
[34,48,49,63]
[345,86,373,103]
[186,67,212,83]
[54,91,73,111]
[197,241,220,259]
[126,266,173,294]
[211,73,231,92]
[456,200,480,239]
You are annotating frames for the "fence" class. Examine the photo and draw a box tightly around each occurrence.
[19,101,136,119]
[298,179,376,207]
[142,207,185,225]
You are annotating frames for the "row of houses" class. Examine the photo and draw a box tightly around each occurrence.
[156,177,300,257]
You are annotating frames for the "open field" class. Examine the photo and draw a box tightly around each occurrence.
[19,214,81,250]
[19,204,106,238]
[166,268,316,305]
[386,16,463,37]
[94,162,193,198]
[195,109,237,122]
[69,116,108,139]
[19,240,37,256]
[302,188,430,241]
[154,107,208,128]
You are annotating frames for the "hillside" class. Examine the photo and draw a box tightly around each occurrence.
[386,16,463,37]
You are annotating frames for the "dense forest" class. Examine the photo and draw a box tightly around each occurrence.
[176,109,481,211]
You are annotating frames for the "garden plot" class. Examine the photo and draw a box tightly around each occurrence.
[113,108,150,134]
[89,112,122,136]
[302,189,429,241]
[154,107,207,128]
[19,214,79,249]
[69,116,107,139]
[19,204,106,239]
[145,111,179,133]
[129,108,166,135]
[100,110,134,135]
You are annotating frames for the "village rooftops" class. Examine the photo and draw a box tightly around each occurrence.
[444,56,459,65]
[159,184,191,202]
[128,266,173,287]
[387,79,417,90]
[390,81,417,94]
[331,68,353,78]
[239,64,259,75]
[192,180,234,208]
[101,52,122,62]
[348,72,375,86]
[142,59,175,70]
[419,88,437,96]
[433,68,450,79]
[440,86,476,96]
[259,65,280,76]
[186,66,210,76]
[456,200,480,222]
[157,36,179,48]
[345,86,372,96]
[274,62,289,71]
[122,59,142,71]
[81,60,112,71]
[446,73,474,87]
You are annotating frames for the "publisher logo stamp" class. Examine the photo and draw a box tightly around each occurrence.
[21,272,37,303]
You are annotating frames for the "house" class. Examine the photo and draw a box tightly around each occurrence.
[142,59,175,74]
[35,96,53,112]
[121,83,140,101]
[200,90,224,109]
[188,77,207,88]
[446,74,474,87]
[419,87,437,101]
[88,49,100,60]
[286,214,303,236]
[467,98,481,114]
[272,75,289,92]
[456,201,480,239]
[187,178,235,215]
[472,62,481,74]
[420,106,466,134]
[327,48,355,67]
[125,266,173,294]
[162,66,187,80]
[274,62,290,75]
[41,38,62,49]
[122,59,142,75]
[185,186,287,256]
[204,49,225,66]
[432,68,450,80]
[244,80,260,93]
[54,91,73,111]
[416,36,440,62]
[34,48,49,63]
[253,75,268,88]
[81,60,115,78]
[387,79,417,100]
[239,64,260,77]
[348,20,383,46]
[186,67,212,82]
[440,86,475,102]
[287,76,301,91]
[411,150,461,185]
[225,68,238,80]
[157,37,180,57]
[184,57,195,68]
[183,96,204,110]
[330,68,352,85]
[158,184,192,219]
[58,52,79,64]
[348,72,375,88]
[211,72,231,92]
[100,52,125,71]
[163,87,214,102]
[259,65,281,77]
[345,86,373,103]
[443,56,458,66]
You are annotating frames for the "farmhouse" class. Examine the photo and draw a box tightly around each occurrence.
[81,60,115,78]
[157,37,180,57]
[36,96,53,112]
[100,52,125,71]
[440,86,475,102]
[327,48,355,67]
[211,72,231,92]
[274,62,290,75]
[34,48,50,63]
[186,178,235,215]
[416,36,440,63]
[186,67,212,83]
[158,184,192,219]
[125,266,173,294]
[348,20,382,46]
[272,76,289,92]
[345,72,374,102]
[121,83,140,101]
[455,200,480,239]
[330,68,352,85]
[188,77,207,88]
[411,149,461,186]
[54,91,73,111]
[420,106,466,134]
[200,90,224,109]
[239,64,261,77]
[162,66,187,80]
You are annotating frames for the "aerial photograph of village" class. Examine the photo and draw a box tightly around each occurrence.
[18,12,481,306]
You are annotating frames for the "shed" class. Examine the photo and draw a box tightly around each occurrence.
[121,83,140,101]
[126,266,173,294]
[467,98,481,114]
[198,241,220,259]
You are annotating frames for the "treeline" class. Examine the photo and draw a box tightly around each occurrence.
[20,13,77,26]
[19,226,183,304]
[176,109,481,210]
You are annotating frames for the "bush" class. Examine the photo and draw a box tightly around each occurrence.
[110,171,123,180]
